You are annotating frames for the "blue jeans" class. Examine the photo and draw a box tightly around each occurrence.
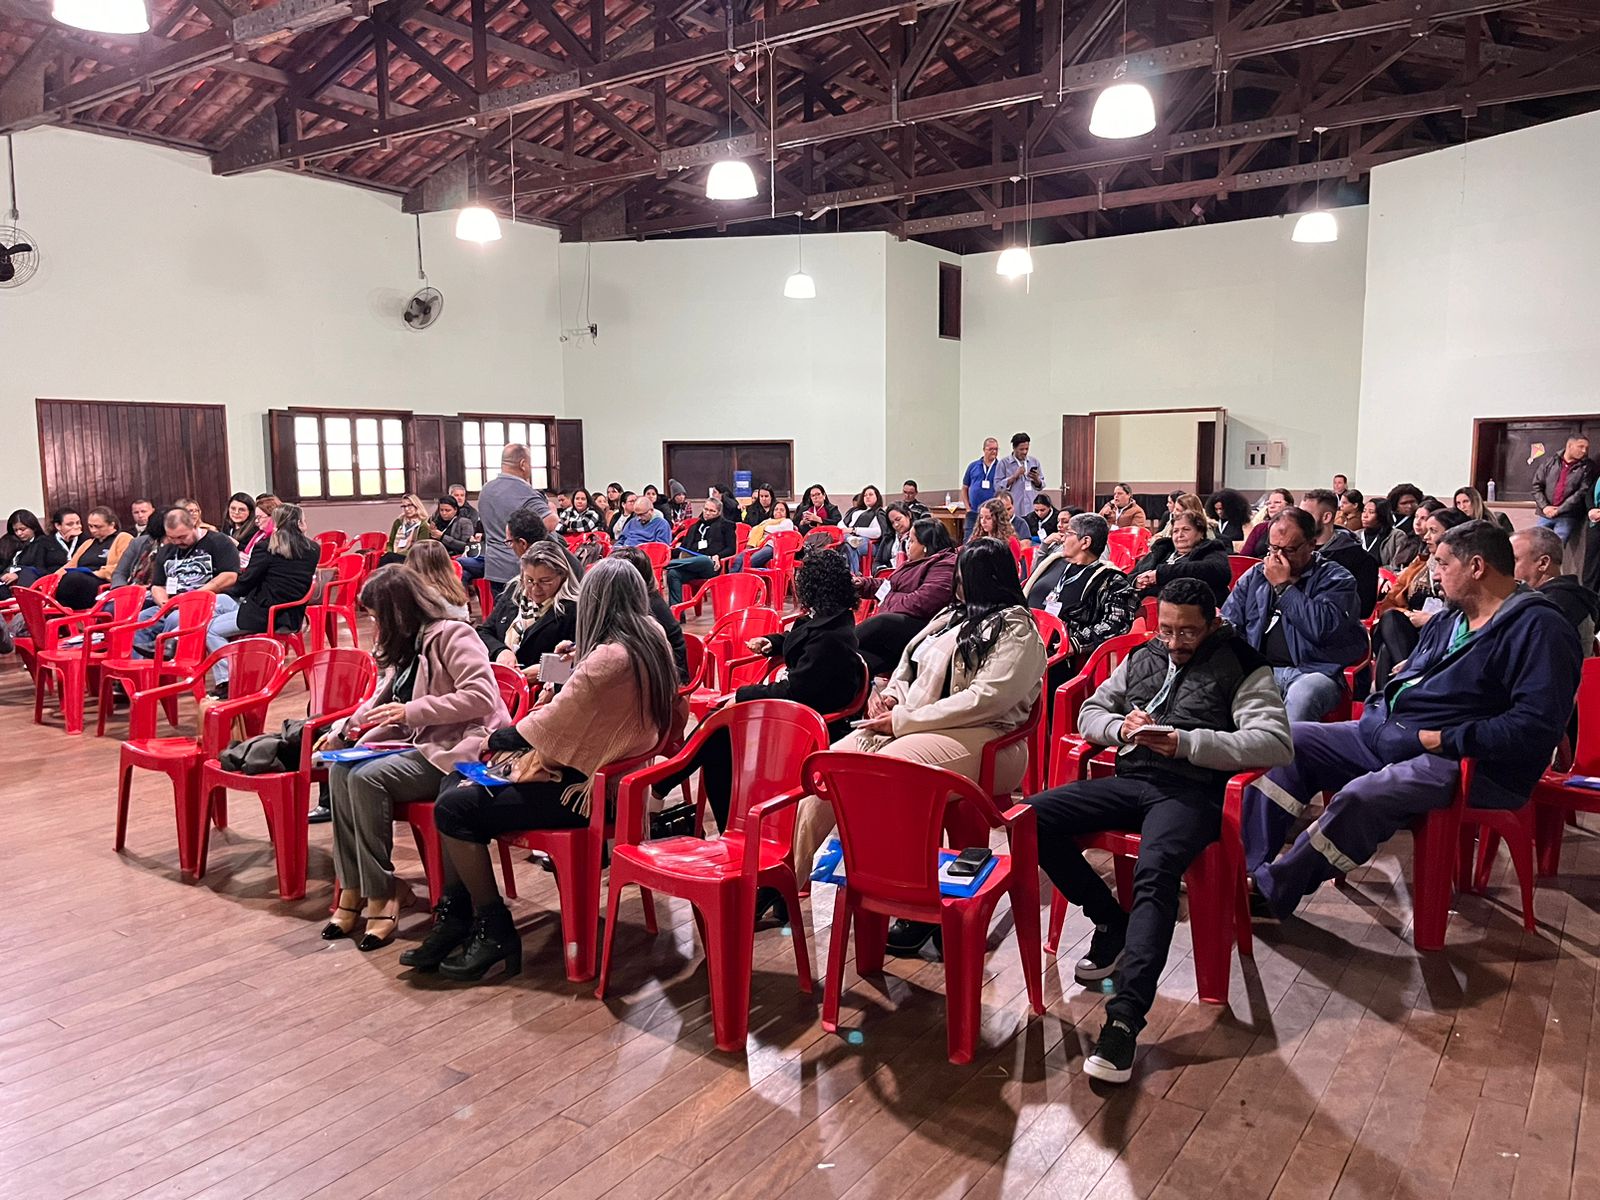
[845,539,875,573]
[458,555,485,582]
[1536,514,1580,544]
[666,555,717,605]
[748,546,775,570]
[205,595,243,683]
[1272,666,1342,723]
[133,602,181,658]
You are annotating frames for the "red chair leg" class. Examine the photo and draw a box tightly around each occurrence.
[939,907,986,1065]
[549,836,601,982]
[212,794,228,829]
[115,762,134,852]
[96,676,113,737]
[407,812,444,907]
[769,868,813,993]
[1185,843,1234,1006]
[1008,868,1045,1016]
[1045,889,1068,954]
[496,841,518,900]
[1472,829,1501,893]
[193,782,219,880]
[1534,804,1567,877]
[821,888,851,1033]
[1412,807,1461,952]
[1505,814,1538,934]
[699,885,757,1053]
[854,908,890,976]
[595,870,628,999]
[641,887,660,935]
[260,782,310,900]
[60,659,86,735]
[32,667,47,728]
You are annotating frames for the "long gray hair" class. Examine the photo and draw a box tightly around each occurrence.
[267,503,317,560]
[575,557,675,736]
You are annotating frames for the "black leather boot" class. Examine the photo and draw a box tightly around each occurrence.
[438,902,522,982]
[398,885,473,971]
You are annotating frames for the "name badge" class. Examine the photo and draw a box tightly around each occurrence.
[875,580,892,603]
[697,536,709,550]
[1044,598,1063,618]
[981,480,992,489]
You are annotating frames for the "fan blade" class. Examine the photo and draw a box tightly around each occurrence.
[0,262,13,284]
[12,244,32,255]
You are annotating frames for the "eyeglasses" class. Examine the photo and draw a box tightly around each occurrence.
[1268,541,1310,554]
[1156,628,1205,644]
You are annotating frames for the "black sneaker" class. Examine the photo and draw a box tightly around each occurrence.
[208,682,230,701]
[1084,1018,1137,1084]
[1074,922,1126,988]
[884,919,938,958]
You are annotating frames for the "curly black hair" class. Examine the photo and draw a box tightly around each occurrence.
[794,547,857,619]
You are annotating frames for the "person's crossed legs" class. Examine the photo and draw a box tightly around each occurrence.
[1273,666,1343,723]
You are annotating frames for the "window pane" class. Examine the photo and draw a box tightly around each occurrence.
[356,418,378,445]
[298,470,323,498]
[466,468,483,492]
[325,416,351,444]
[484,421,504,445]
[360,470,380,494]
[528,442,547,467]
[530,468,549,489]
[328,470,354,497]
[386,470,406,494]
[296,444,320,470]
[384,443,406,471]
[326,443,352,471]
[464,445,480,470]
[294,416,320,444]
[463,420,480,444]
[509,423,527,444]
[382,418,402,443]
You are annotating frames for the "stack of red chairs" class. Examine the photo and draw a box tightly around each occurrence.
[5,572,63,679]
[1106,526,1151,572]
[314,531,348,568]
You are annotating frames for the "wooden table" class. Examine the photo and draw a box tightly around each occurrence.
[930,506,966,543]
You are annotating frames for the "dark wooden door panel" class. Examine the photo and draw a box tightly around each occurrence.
[1060,415,1094,511]
[37,399,231,528]
[556,420,585,493]
[736,443,793,497]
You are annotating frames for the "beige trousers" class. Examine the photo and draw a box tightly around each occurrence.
[792,727,1028,879]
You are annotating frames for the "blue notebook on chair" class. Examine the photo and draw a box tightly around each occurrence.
[312,742,413,765]
[1562,775,1600,791]
[809,837,1000,898]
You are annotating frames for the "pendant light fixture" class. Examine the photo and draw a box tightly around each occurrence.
[1089,0,1156,139]
[455,153,501,244]
[996,159,1034,280]
[51,0,148,34]
[707,61,758,200]
[783,215,815,298]
[1291,127,1338,243]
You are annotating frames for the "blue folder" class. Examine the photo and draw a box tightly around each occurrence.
[809,837,1000,898]
[454,760,514,789]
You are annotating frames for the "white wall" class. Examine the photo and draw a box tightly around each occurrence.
[885,238,962,496]
[1,127,563,511]
[959,211,1370,502]
[559,232,890,497]
[1357,109,1600,497]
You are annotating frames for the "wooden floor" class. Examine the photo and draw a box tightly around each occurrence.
[3,654,1598,1200]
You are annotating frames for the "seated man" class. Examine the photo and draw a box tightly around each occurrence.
[1512,526,1599,652]
[899,480,930,522]
[1221,507,1368,723]
[615,493,673,547]
[1023,512,1138,689]
[1245,520,1581,912]
[999,493,1031,541]
[1301,488,1379,618]
[134,507,240,656]
[664,495,737,605]
[1026,577,1293,1084]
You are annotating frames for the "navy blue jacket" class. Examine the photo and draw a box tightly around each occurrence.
[1222,554,1368,679]
[1359,588,1582,808]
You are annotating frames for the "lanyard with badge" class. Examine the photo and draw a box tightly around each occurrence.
[978,460,996,493]
[1044,562,1092,618]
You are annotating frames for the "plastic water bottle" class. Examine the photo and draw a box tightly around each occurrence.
[1486,479,1497,502]
[944,491,952,510]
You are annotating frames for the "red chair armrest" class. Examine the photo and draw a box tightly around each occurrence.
[297,703,367,773]
[743,786,808,874]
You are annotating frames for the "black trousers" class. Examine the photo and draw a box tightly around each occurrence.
[1371,609,1422,695]
[855,612,926,678]
[434,766,590,844]
[651,727,734,834]
[1026,775,1220,1032]
[1584,522,1600,593]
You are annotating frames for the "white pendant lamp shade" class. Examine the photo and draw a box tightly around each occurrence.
[51,0,148,33]
[996,246,1034,279]
[1089,81,1156,139]
[706,158,758,200]
[1291,209,1339,243]
[454,205,503,244]
[783,270,816,299]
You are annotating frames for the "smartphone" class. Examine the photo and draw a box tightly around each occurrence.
[947,846,994,878]
[539,652,574,686]
[849,718,874,728]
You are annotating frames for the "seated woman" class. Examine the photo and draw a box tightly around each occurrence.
[56,507,132,609]
[650,550,862,866]
[402,540,471,620]
[1098,483,1147,530]
[431,495,477,555]
[741,485,776,527]
[841,486,885,572]
[610,545,690,684]
[320,566,507,950]
[559,488,604,536]
[792,538,1047,890]
[0,509,46,597]
[238,494,280,569]
[1370,507,1469,692]
[379,494,435,565]
[1130,509,1231,607]
[1023,510,1138,686]
[871,503,915,571]
[969,497,1016,549]
[223,492,260,557]
[1356,496,1397,562]
[5,508,81,594]
[1337,488,1364,533]
[1454,485,1514,533]
[409,558,676,980]
[177,499,217,533]
[478,540,579,679]
[659,480,693,526]
[796,484,841,532]
[204,503,320,696]
[745,501,796,570]
[607,491,636,540]
[1028,494,1059,541]
[1240,489,1294,558]
[855,517,958,677]
[1207,488,1254,551]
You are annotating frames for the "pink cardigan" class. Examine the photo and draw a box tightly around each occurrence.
[352,619,508,771]
[515,642,662,778]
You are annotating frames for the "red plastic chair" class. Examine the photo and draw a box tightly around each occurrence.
[263,578,318,660]
[805,752,1044,1064]
[1530,656,1600,877]
[673,568,768,622]
[562,530,612,559]
[314,531,347,568]
[307,552,365,651]
[115,638,286,875]
[1046,632,1150,791]
[195,648,378,898]
[1323,651,1373,724]
[1017,542,1035,580]
[639,541,672,592]
[473,576,496,621]
[1227,555,1257,588]
[11,584,122,735]
[699,606,783,694]
[494,733,671,982]
[94,592,218,737]
[1411,759,1488,950]
[807,525,846,550]
[1106,526,1151,572]
[597,701,830,1051]
[491,662,531,720]
[1026,608,1075,794]
[1043,735,1261,1005]
[745,529,803,606]
[353,531,389,572]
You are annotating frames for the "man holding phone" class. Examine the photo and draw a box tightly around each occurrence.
[1024,577,1293,1084]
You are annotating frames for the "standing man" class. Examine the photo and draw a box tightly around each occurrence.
[961,437,1002,536]
[1001,432,1046,517]
[476,444,555,597]
[129,499,155,539]
[1533,434,1596,553]
[1026,577,1293,1083]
